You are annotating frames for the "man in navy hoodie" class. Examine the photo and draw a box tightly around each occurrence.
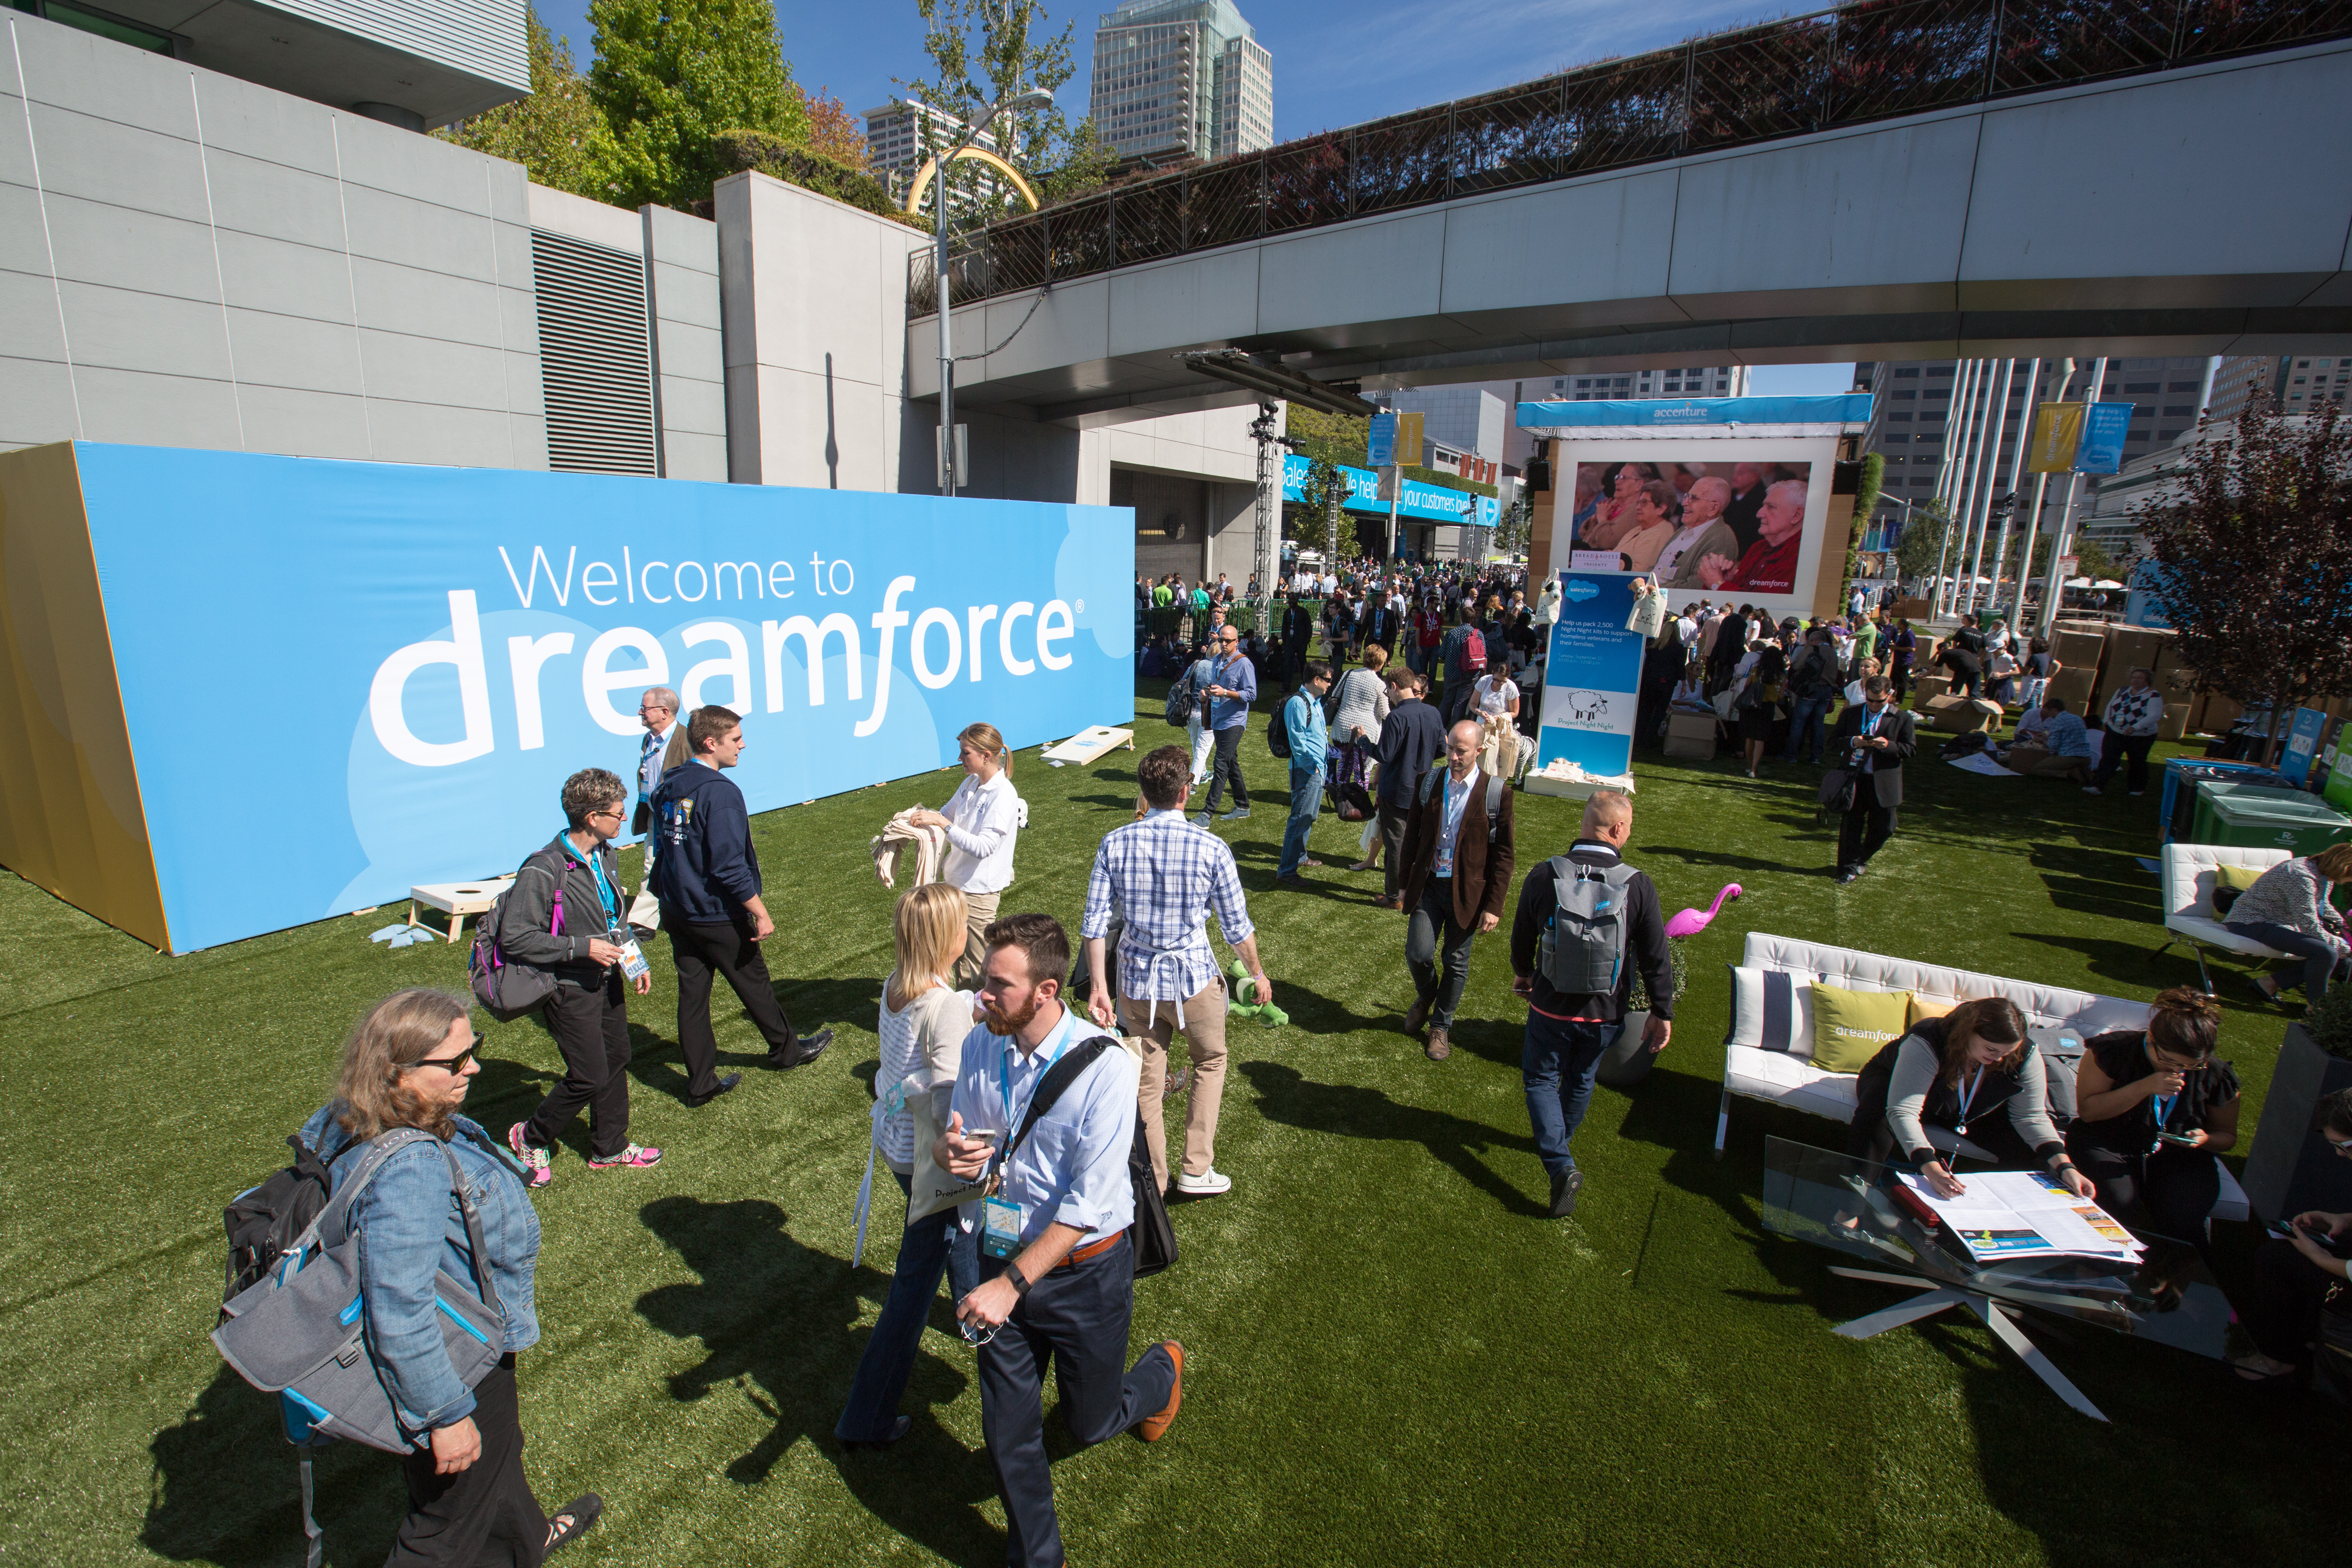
[651,705,831,1104]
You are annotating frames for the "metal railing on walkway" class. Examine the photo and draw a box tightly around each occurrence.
[908,0,2348,317]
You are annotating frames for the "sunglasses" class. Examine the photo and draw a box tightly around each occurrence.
[411,1033,485,1075]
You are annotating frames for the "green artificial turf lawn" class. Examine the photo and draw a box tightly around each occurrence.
[5,680,2349,1568]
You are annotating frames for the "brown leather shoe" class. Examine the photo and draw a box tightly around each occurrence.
[1138,1341,1184,1440]
[1404,994,1431,1035]
[1426,1026,1451,1061]
[1374,894,1402,910]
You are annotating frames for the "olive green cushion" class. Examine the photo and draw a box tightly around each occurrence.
[1809,983,1912,1074]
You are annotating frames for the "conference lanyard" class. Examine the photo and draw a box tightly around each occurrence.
[994,1028,1076,1179]
[2151,1091,2177,1133]
[583,850,619,926]
[1953,1066,1986,1138]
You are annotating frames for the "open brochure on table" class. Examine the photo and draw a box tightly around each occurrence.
[1893,1169,2144,1265]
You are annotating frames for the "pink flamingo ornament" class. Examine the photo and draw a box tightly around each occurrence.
[1663,883,1741,940]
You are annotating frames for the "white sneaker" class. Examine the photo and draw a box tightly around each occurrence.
[1174,1168,1232,1197]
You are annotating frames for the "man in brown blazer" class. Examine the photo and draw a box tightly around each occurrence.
[1398,720,1518,1060]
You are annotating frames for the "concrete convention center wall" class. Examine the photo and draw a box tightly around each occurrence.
[1,13,547,465]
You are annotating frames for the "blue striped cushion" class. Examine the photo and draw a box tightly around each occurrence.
[1728,967,1814,1059]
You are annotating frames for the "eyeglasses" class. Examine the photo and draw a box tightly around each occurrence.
[591,808,626,823]
[411,1034,483,1075]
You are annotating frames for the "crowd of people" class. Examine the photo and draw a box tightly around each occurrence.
[256,560,2352,1564]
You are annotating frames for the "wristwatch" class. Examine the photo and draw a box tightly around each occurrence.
[1004,1263,1033,1298]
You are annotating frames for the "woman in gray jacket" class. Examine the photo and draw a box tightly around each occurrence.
[1846,997,2097,1201]
[503,768,659,1185]
[2229,842,2352,1004]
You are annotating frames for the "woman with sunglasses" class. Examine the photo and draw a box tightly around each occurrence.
[299,989,602,1559]
[504,768,660,1185]
[2230,1088,2352,1382]
[2064,987,2239,1245]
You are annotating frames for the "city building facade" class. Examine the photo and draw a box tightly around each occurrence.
[1089,0,1271,163]
[860,96,1004,213]
[3,8,1258,568]
[1538,365,1749,402]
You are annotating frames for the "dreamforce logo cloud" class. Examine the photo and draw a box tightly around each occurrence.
[1563,579,1599,602]
[367,549,1083,767]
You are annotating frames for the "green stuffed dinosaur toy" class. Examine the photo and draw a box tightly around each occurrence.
[1226,959,1288,1028]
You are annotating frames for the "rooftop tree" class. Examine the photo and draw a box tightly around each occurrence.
[588,0,806,211]
[2137,397,2352,764]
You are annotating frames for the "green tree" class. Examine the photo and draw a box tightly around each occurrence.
[588,0,806,211]
[904,1,1104,216]
[1890,496,1955,587]
[437,15,614,201]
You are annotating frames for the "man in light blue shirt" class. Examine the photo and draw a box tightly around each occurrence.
[1277,660,1334,884]
[1196,624,1258,821]
[934,913,1182,1568]
[2005,694,2096,783]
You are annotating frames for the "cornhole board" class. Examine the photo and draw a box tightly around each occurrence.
[1041,726,1135,766]
[407,878,515,943]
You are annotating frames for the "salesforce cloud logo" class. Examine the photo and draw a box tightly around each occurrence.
[1564,579,1599,602]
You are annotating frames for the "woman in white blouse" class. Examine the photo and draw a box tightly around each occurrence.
[835,885,977,1446]
[907,721,1022,984]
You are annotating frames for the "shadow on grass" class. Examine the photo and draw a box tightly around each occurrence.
[1240,1061,1544,1216]
[636,1195,1002,1562]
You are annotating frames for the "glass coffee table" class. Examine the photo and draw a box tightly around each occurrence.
[1760,1138,2233,1422]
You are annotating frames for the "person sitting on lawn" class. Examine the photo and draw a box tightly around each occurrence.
[2000,695,2096,783]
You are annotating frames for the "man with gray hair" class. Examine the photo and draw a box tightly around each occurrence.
[1698,477,1808,595]
[628,687,682,932]
[1658,476,1742,589]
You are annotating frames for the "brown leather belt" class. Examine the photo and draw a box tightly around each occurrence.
[1057,1230,1127,1271]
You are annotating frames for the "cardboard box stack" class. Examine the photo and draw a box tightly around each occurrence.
[1912,672,1953,705]
[1664,711,1718,760]
[1925,694,2004,734]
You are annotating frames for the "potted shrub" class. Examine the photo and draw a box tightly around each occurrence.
[2241,987,2352,1221]
[1596,940,1689,1088]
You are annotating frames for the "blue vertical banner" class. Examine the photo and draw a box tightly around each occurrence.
[2281,706,2331,786]
[1536,571,1646,777]
[2074,402,2136,474]
[1366,411,1396,467]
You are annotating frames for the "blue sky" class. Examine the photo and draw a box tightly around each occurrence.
[532,1,1850,388]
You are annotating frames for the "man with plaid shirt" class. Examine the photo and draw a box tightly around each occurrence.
[1082,744,1271,1198]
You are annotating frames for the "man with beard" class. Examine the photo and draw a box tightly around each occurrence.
[937,914,1184,1568]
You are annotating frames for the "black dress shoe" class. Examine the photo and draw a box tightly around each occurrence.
[770,1028,834,1069]
[1548,1167,1584,1218]
[840,1415,911,1450]
[686,1071,741,1107]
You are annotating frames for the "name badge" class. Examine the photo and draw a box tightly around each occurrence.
[980,1195,1023,1259]
[612,930,650,982]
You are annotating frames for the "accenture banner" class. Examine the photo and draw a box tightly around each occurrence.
[0,443,1133,952]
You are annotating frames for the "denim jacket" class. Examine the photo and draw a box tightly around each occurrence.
[300,1105,543,1433]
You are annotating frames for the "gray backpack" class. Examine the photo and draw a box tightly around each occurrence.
[1537,855,1639,995]
[212,1128,507,1456]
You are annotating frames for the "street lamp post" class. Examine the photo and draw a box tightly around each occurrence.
[934,87,1054,497]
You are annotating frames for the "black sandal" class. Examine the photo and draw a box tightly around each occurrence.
[545,1494,603,1556]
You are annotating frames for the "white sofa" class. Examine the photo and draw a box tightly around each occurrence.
[2157,842,2293,993]
[1716,931,2249,1223]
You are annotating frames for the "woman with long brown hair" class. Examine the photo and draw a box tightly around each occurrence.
[1846,995,2096,1201]
[2066,987,2239,1242]
[907,721,1023,984]
[298,989,602,1561]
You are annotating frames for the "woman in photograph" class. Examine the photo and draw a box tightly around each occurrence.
[1581,463,1658,553]
[1617,480,1681,574]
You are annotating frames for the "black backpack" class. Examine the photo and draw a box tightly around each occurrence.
[1004,1035,1177,1278]
[219,1134,366,1313]
[1164,663,1201,728]
[1265,696,1294,760]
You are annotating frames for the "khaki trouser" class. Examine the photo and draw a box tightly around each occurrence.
[2003,745,2090,784]
[954,888,1001,988]
[1121,978,1229,1190]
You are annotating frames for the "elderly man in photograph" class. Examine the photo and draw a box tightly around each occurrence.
[1697,479,1808,595]
[1658,476,1742,590]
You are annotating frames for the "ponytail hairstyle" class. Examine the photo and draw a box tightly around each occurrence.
[2146,985,2221,1061]
[960,720,1012,778]
[1937,996,2028,1086]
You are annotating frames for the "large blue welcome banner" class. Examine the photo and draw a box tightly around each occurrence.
[72,445,1133,951]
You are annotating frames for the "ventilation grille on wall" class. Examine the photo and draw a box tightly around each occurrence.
[530,230,657,476]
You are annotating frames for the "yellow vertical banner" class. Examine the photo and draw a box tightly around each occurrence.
[2027,402,2085,473]
[1396,412,1424,466]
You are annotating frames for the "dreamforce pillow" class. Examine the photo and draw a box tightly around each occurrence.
[1728,967,1815,1059]
[1809,983,1910,1074]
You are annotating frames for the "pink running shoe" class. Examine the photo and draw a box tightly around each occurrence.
[586,1143,663,1171]
[507,1124,552,1188]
